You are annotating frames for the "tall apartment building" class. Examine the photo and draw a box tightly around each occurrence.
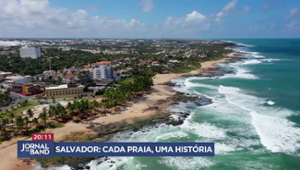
[92,65,114,81]
[20,46,41,58]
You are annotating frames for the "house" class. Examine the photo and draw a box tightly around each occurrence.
[112,59,122,65]
[0,72,13,80]
[43,70,56,75]
[168,60,181,63]
[52,75,61,81]
[139,60,148,65]
[152,61,160,66]
[168,60,181,66]
[64,66,82,74]
[63,76,75,84]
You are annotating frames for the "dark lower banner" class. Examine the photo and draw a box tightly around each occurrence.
[18,141,214,158]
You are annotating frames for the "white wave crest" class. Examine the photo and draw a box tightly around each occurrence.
[261,58,281,62]
[181,121,227,139]
[155,131,189,141]
[242,59,262,65]
[159,156,214,170]
[218,85,300,154]
[185,77,218,90]
[267,100,275,105]
[220,65,258,79]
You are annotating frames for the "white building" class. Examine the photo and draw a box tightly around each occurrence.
[92,65,114,81]
[20,46,41,58]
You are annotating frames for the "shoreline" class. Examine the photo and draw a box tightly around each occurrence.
[0,50,240,170]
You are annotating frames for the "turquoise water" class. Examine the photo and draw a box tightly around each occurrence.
[50,39,300,170]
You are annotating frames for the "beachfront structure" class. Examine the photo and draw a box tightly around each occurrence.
[45,84,94,98]
[92,65,114,81]
[17,83,45,96]
[0,71,13,81]
[5,76,32,91]
[20,46,41,58]
[45,84,84,98]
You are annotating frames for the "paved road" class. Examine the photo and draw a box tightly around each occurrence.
[0,90,32,111]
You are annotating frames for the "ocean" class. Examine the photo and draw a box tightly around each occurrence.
[48,39,300,170]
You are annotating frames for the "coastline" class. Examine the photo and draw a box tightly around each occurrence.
[0,50,240,170]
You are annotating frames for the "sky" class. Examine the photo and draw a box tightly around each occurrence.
[0,0,299,39]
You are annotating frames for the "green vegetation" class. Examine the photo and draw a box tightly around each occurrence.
[0,48,134,75]
[117,76,134,85]
[101,75,153,108]
[48,122,64,128]
[10,101,40,116]
[0,43,231,76]
[0,99,101,142]
[0,100,40,121]
[170,63,202,73]
[0,89,11,107]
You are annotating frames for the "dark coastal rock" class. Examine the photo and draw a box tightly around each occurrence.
[88,113,171,138]
[157,99,167,104]
[168,92,199,103]
[143,106,159,112]
[158,82,176,86]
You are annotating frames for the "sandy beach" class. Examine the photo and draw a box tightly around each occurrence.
[0,52,237,170]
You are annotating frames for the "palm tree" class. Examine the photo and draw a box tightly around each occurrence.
[32,118,39,126]
[8,112,15,120]
[27,109,33,118]
[23,117,29,134]
[15,116,24,135]
[0,118,8,136]
[42,107,47,114]
[90,100,99,110]
[39,112,47,127]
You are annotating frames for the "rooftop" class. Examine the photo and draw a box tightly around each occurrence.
[92,61,111,65]
[46,84,84,90]
[64,76,74,79]
[5,76,26,80]
[46,84,68,90]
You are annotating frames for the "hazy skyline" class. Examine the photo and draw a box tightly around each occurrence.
[0,0,299,38]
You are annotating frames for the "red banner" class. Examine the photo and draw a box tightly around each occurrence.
[32,133,54,141]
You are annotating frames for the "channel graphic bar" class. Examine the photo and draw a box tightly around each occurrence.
[18,141,214,158]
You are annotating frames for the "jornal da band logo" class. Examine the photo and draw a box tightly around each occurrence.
[21,143,50,156]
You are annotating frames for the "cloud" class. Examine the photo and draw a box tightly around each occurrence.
[243,6,250,13]
[88,5,99,12]
[261,1,277,11]
[286,8,299,18]
[0,0,297,38]
[186,11,207,23]
[0,0,149,38]
[285,20,300,31]
[164,11,207,27]
[215,0,238,21]
[162,11,211,35]
[261,4,269,10]
[139,0,154,12]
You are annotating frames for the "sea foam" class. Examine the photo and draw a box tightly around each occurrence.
[218,85,300,154]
